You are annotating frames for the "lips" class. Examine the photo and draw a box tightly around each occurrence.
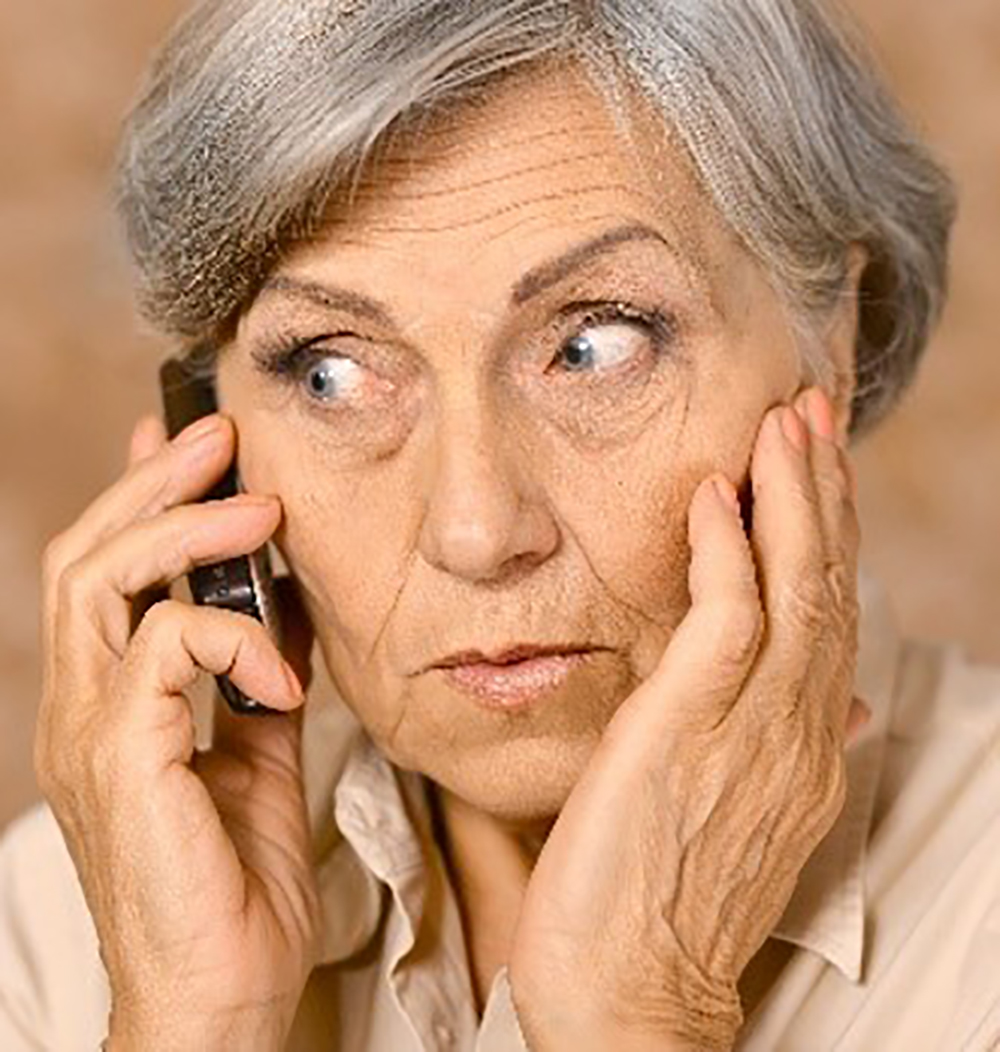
[429,643,597,670]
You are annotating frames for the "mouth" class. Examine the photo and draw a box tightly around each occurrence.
[428,642,599,671]
[426,644,606,710]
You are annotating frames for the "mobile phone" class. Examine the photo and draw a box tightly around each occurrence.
[159,352,282,716]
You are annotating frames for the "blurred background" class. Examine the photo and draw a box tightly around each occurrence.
[1,0,998,832]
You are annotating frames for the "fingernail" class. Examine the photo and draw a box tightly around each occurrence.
[781,406,809,453]
[712,476,740,515]
[229,493,280,510]
[282,660,303,699]
[801,389,836,443]
[177,415,223,446]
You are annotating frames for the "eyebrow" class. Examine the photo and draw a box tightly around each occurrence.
[258,222,679,327]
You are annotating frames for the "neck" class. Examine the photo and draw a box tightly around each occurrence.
[426,781,557,1014]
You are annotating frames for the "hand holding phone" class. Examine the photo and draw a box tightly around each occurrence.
[36,396,320,1049]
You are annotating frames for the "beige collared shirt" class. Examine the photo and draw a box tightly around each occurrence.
[1,571,999,1051]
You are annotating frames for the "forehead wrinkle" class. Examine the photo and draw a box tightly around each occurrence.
[367,146,620,204]
[339,182,671,238]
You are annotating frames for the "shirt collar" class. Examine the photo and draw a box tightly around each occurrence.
[304,567,899,984]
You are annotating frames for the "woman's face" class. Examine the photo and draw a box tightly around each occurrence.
[217,63,849,825]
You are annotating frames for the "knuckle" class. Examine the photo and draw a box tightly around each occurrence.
[713,596,764,670]
[42,535,83,608]
[781,577,828,638]
[815,469,842,510]
[56,557,96,614]
[822,556,850,609]
[125,599,186,672]
[42,533,72,582]
[133,597,185,644]
[824,557,859,636]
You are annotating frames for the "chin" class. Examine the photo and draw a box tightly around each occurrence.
[369,654,636,823]
[417,732,600,826]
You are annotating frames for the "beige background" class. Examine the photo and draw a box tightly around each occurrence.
[1,0,998,832]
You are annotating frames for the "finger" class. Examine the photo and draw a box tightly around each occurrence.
[43,414,236,655]
[44,415,236,607]
[793,388,862,739]
[55,495,282,665]
[126,417,173,631]
[793,388,844,565]
[208,573,315,770]
[129,585,172,636]
[837,446,862,588]
[832,444,862,734]
[127,414,169,468]
[116,600,303,765]
[794,388,861,616]
[746,403,828,694]
[79,414,233,549]
[608,475,763,746]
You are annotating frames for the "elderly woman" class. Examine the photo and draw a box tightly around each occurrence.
[2,0,998,1049]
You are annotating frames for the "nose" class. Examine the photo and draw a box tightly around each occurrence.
[416,390,560,583]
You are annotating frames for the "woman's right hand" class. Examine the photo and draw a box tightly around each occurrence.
[35,412,320,1051]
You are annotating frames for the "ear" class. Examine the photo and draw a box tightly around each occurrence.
[825,243,868,445]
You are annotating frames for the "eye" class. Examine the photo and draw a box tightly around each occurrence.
[301,355,366,404]
[547,303,674,377]
[557,325,640,373]
[252,334,400,410]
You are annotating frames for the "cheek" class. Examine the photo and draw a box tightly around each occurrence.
[284,483,408,655]
[549,438,695,686]
[563,378,770,654]
[237,432,410,665]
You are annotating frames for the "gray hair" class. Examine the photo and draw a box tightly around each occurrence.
[116,0,957,439]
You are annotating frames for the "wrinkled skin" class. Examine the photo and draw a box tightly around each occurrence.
[35,61,866,1049]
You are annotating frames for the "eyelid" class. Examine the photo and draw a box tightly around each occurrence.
[251,331,382,378]
[549,299,679,348]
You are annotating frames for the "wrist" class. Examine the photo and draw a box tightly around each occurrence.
[508,971,740,1052]
[513,1012,730,1052]
[107,1004,289,1052]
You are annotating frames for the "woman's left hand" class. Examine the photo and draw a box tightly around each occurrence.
[507,388,869,1051]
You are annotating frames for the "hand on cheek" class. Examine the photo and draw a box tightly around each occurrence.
[508,387,869,1052]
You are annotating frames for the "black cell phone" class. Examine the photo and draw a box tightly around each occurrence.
[159,352,282,716]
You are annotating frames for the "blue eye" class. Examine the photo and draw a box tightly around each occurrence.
[551,303,673,375]
[302,356,363,403]
[253,300,676,408]
[558,325,642,373]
